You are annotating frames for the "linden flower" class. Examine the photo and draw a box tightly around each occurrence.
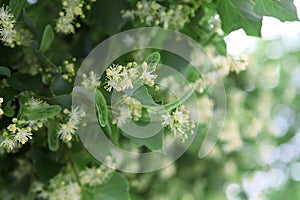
[14,128,33,144]
[0,139,15,151]
[105,61,157,92]
[56,0,87,35]
[58,121,76,142]
[26,97,44,107]
[113,95,142,127]
[80,165,113,186]
[0,6,16,46]
[81,71,101,90]
[162,105,195,142]
[58,106,85,142]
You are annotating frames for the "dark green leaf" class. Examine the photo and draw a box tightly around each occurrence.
[95,89,108,127]
[218,0,263,36]
[0,66,11,77]
[50,75,73,96]
[3,102,14,117]
[54,94,72,109]
[254,0,298,22]
[39,24,55,53]
[7,73,42,92]
[82,173,130,200]
[29,146,62,181]
[0,87,18,106]
[144,52,160,71]
[23,105,62,120]
[87,0,127,35]
[9,0,26,19]
[22,9,38,35]
[48,119,59,151]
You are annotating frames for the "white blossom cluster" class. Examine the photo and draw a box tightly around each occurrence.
[0,98,46,152]
[113,95,142,127]
[32,157,115,199]
[58,106,86,142]
[0,6,32,47]
[0,118,33,152]
[80,156,116,186]
[81,71,101,90]
[105,61,157,92]
[33,173,81,200]
[162,105,195,142]
[122,0,198,30]
[56,0,84,34]
[0,6,16,46]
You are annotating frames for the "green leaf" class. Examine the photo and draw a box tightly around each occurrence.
[9,0,26,19]
[144,52,160,71]
[0,87,18,106]
[82,173,130,200]
[254,0,298,22]
[22,9,38,35]
[0,66,11,77]
[163,87,194,112]
[3,102,14,117]
[218,0,263,36]
[7,73,43,92]
[103,112,120,145]
[48,119,59,151]
[126,128,163,151]
[127,86,156,106]
[95,89,108,127]
[23,105,62,121]
[87,0,127,35]
[50,75,73,96]
[29,146,62,181]
[39,24,55,53]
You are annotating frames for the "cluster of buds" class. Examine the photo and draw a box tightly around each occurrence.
[61,58,77,82]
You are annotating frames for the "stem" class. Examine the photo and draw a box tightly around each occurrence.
[67,149,82,186]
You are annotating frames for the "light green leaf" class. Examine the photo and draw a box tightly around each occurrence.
[126,128,163,151]
[23,105,62,121]
[9,0,26,19]
[39,24,55,53]
[144,51,160,71]
[0,66,11,77]
[126,86,156,106]
[163,87,194,112]
[82,173,130,200]
[48,119,59,151]
[95,89,108,127]
[254,0,298,22]
[218,0,263,36]
[103,112,119,145]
